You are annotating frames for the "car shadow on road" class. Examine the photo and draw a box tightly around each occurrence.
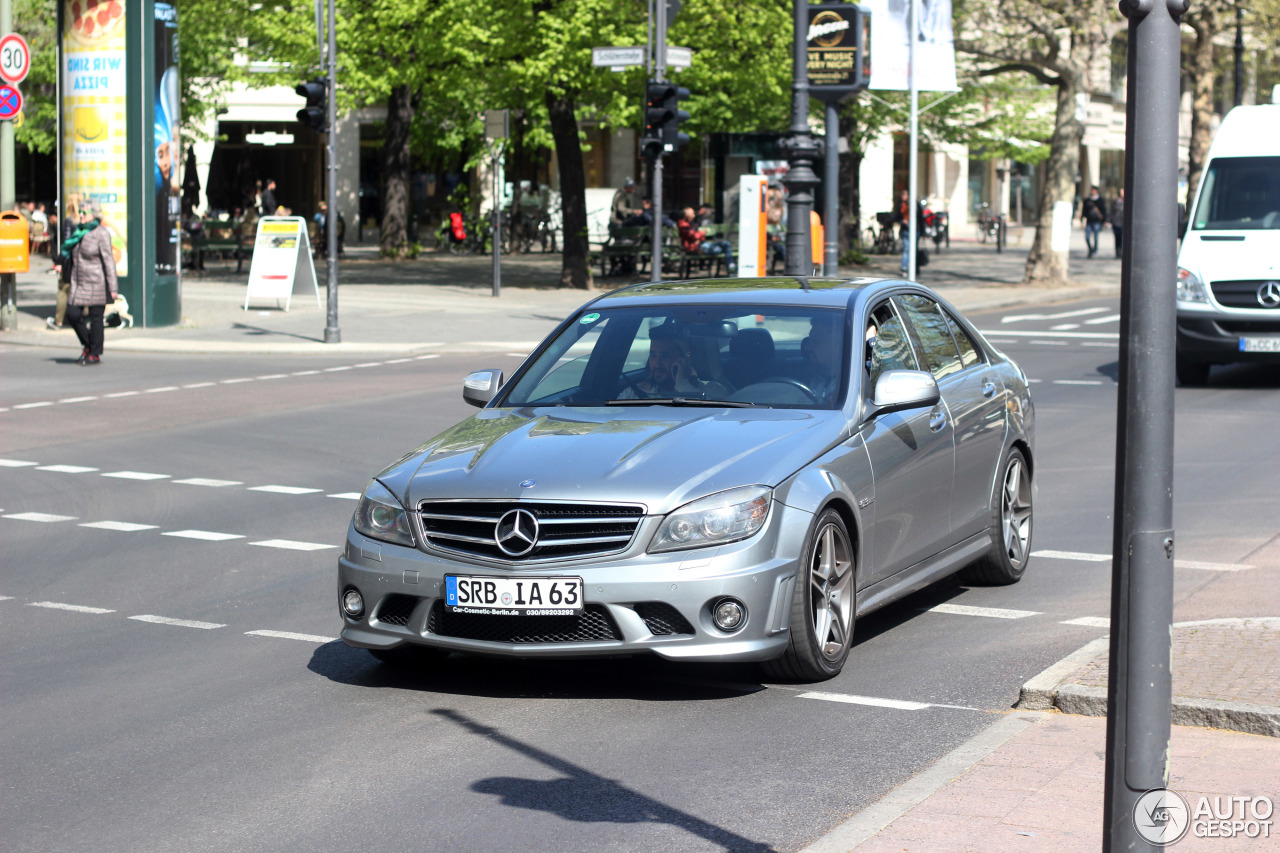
[307,640,768,702]
[436,708,782,853]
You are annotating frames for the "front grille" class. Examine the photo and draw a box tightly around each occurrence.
[376,594,421,626]
[634,602,696,636]
[1210,280,1280,310]
[426,600,622,643]
[1215,319,1280,334]
[417,500,644,562]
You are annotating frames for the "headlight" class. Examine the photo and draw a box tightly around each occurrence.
[353,480,416,547]
[1176,267,1210,304]
[649,486,772,553]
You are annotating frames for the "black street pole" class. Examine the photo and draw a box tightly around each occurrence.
[650,0,667,283]
[322,0,339,344]
[823,100,839,275]
[781,0,819,276]
[1102,0,1186,847]
[1233,6,1244,107]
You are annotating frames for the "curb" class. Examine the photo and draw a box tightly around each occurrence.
[1015,626,1280,737]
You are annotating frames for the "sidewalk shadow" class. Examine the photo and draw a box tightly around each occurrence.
[436,708,780,852]
[229,322,323,343]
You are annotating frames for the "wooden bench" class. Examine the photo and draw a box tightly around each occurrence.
[598,226,652,277]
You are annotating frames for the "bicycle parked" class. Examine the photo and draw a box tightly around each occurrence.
[976,203,1007,252]
[862,211,902,255]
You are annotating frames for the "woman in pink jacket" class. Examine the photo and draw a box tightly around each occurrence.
[63,199,119,366]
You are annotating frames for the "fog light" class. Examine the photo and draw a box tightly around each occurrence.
[342,588,364,617]
[712,598,745,632]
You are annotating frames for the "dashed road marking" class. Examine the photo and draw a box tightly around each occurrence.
[58,396,98,403]
[1032,549,1111,562]
[922,603,1041,619]
[1050,324,1080,331]
[249,485,323,495]
[1082,342,1116,348]
[1062,616,1111,628]
[798,692,933,711]
[183,382,217,389]
[14,401,55,409]
[1030,340,1068,346]
[30,601,115,614]
[102,471,170,480]
[1176,559,1255,572]
[173,478,243,487]
[0,459,37,467]
[354,362,382,368]
[1032,549,1253,571]
[415,354,440,360]
[249,539,336,551]
[1001,307,1109,323]
[979,329,1119,340]
[328,492,361,500]
[80,521,160,532]
[36,464,97,473]
[323,366,352,372]
[129,615,226,630]
[104,391,140,398]
[3,512,77,522]
[385,358,414,364]
[145,386,179,394]
[256,374,288,380]
[220,377,254,384]
[1053,380,1104,386]
[162,530,245,541]
[291,370,321,376]
[1084,314,1121,325]
[246,629,336,643]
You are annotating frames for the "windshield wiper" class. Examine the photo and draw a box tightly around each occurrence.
[606,397,756,408]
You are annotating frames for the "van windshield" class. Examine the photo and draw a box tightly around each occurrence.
[1191,156,1280,231]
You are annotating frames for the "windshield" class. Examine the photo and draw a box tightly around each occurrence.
[500,304,850,409]
[1191,156,1280,231]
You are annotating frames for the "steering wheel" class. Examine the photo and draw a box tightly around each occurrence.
[758,376,821,403]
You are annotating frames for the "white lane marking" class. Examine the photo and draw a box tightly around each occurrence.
[102,471,171,480]
[249,539,336,551]
[80,521,160,531]
[1032,549,1111,562]
[3,512,78,522]
[246,629,337,643]
[1084,314,1121,325]
[1082,342,1115,348]
[255,374,288,380]
[30,601,115,614]
[220,378,254,384]
[505,352,527,357]
[1052,380,1104,386]
[985,339,1016,345]
[291,370,321,376]
[1026,378,1043,383]
[1050,323,1080,331]
[105,391,140,398]
[354,362,382,368]
[36,464,98,473]
[415,354,440,360]
[249,485,323,495]
[1032,549,1252,571]
[58,396,98,403]
[323,366,353,372]
[162,530,245,541]
[1062,616,1111,628]
[173,478,243,487]
[922,603,1041,619]
[979,329,1119,339]
[328,492,361,500]
[798,692,933,711]
[1001,307,1109,323]
[1031,340,1068,346]
[14,401,55,409]
[0,596,12,601]
[183,381,216,388]
[145,386,179,394]
[129,615,225,630]
[0,459,38,467]
[385,358,413,364]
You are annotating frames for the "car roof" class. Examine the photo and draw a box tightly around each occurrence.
[592,276,895,310]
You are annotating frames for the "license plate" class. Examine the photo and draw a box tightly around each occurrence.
[444,575,584,616]
[1239,337,1280,353]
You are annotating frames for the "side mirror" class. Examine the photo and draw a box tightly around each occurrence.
[872,369,940,415]
[462,369,504,408]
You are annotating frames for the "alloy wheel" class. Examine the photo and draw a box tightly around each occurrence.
[808,522,854,661]
[1001,457,1033,569]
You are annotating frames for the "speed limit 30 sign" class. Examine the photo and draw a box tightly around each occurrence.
[0,33,31,86]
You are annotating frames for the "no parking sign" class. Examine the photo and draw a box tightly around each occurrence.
[0,84,21,121]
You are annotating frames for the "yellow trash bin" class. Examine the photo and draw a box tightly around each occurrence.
[0,210,30,273]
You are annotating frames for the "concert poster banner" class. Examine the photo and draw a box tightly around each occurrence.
[154,2,180,275]
[862,0,958,92]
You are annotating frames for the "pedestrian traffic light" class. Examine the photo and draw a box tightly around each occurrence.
[295,78,327,132]
[644,82,691,157]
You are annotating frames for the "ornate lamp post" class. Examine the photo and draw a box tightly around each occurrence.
[780,0,821,276]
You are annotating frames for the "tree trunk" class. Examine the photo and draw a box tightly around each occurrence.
[547,91,593,289]
[380,85,413,258]
[1186,11,1217,209]
[1024,75,1084,286]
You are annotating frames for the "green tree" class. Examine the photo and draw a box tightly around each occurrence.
[13,0,58,155]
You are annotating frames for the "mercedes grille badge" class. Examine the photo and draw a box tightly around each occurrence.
[495,508,539,556]
[1257,281,1280,308]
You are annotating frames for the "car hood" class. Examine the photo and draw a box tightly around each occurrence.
[1182,232,1280,280]
[377,406,846,514]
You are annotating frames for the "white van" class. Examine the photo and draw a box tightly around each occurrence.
[1174,104,1280,385]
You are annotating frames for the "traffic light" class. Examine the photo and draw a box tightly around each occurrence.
[296,78,327,132]
[644,81,691,158]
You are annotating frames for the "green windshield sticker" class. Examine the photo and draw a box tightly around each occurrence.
[580,312,601,324]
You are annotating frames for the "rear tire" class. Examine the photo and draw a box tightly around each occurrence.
[964,447,1033,585]
[762,509,855,682]
[1176,357,1211,386]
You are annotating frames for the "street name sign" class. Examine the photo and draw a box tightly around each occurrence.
[244,217,321,311]
[0,33,30,85]
[592,46,644,70]
[666,46,692,68]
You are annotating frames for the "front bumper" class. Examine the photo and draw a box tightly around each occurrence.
[337,504,813,663]
[1177,307,1280,364]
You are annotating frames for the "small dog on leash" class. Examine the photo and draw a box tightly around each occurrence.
[105,295,134,328]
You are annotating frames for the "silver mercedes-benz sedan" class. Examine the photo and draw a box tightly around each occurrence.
[338,277,1034,681]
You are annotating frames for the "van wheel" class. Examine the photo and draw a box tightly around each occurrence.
[1176,357,1211,387]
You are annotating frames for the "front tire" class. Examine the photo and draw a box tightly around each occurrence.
[763,509,856,682]
[964,447,1033,585]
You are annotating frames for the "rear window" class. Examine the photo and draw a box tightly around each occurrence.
[1191,156,1280,231]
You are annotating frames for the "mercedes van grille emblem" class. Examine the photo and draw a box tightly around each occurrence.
[1257,281,1280,308]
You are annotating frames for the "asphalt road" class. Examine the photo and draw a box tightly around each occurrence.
[2,296,1276,853]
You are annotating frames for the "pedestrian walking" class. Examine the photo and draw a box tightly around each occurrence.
[1109,189,1124,258]
[260,178,278,216]
[1080,186,1107,258]
[47,194,82,330]
[63,200,119,366]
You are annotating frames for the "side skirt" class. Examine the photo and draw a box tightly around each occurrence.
[854,531,992,618]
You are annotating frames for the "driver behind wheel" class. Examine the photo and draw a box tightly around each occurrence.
[798,314,844,402]
[618,324,728,399]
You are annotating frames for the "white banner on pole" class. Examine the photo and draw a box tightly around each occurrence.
[244,217,321,311]
[738,175,768,278]
[863,0,958,91]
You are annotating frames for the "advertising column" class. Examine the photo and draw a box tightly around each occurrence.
[154,3,179,275]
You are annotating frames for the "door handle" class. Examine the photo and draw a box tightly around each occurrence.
[981,381,997,398]
[928,409,947,432]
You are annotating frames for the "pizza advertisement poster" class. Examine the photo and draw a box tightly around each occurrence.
[62,0,130,276]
